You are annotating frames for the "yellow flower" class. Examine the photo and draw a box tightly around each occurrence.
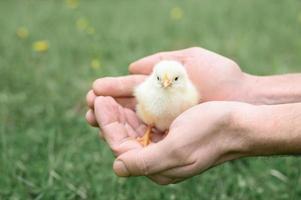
[66,0,79,9]
[76,17,89,31]
[16,27,29,39]
[170,6,184,21]
[90,59,101,69]
[32,40,49,53]
[76,17,96,35]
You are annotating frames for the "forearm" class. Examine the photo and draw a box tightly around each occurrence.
[242,102,301,156]
[244,73,301,105]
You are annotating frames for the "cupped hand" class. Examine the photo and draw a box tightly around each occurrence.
[91,96,166,154]
[93,96,252,185]
[92,96,175,184]
[86,47,250,127]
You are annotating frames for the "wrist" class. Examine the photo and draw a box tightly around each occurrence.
[224,103,258,157]
[236,103,301,156]
[221,73,262,105]
[213,103,258,161]
[243,74,277,105]
[239,74,268,105]
[243,74,301,105]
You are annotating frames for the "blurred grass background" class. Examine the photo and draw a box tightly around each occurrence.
[1,0,301,199]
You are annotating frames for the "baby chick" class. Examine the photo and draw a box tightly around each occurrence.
[134,60,200,146]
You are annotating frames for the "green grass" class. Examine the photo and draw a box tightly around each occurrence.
[1,0,301,199]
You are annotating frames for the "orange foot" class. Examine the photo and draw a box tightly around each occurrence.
[137,125,153,147]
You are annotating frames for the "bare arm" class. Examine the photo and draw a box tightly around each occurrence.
[86,48,301,128]
[242,102,301,156]
[109,102,301,184]
[85,47,301,185]
[244,74,301,105]
[91,97,301,184]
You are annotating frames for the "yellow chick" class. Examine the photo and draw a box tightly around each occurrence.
[134,60,200,146]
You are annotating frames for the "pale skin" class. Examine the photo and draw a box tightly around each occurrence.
[86,47,301,185]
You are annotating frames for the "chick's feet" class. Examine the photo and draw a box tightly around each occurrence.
[137,125,153,147]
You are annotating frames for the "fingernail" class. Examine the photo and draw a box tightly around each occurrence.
[114,160,129,177]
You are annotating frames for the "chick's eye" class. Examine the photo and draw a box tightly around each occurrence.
[174,77,179,81]
[157,76,160,81]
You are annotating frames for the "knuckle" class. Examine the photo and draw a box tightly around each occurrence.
[226,59,240,71]
[187,47,201,53]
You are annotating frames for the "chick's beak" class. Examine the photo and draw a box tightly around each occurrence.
[162,74,172,88]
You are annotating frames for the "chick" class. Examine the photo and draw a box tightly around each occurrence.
[134,60,200,146]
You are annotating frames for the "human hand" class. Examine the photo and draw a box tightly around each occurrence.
[87,47,301,127]
[86,47,250,127]
[86,47,301,185]
[93,96,301,185]
[90,96,166,154]
[92,96,253,184]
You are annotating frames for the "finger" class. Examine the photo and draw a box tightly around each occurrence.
[93,75,146,97]
[95,96,143,135]
[85,109,98,127]
[115,97,137,110]
[113,140,175,177]
[86,90,96,109]
[123,107,141,129]
[135,125,147,137]
[129,50,186,75]
[99,131,139,156]
[124,123,139,138]
[94,96,128,142]
[94,96,142,155]
[111,139,142,157]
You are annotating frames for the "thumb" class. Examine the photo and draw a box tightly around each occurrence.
[113,141,174,177]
